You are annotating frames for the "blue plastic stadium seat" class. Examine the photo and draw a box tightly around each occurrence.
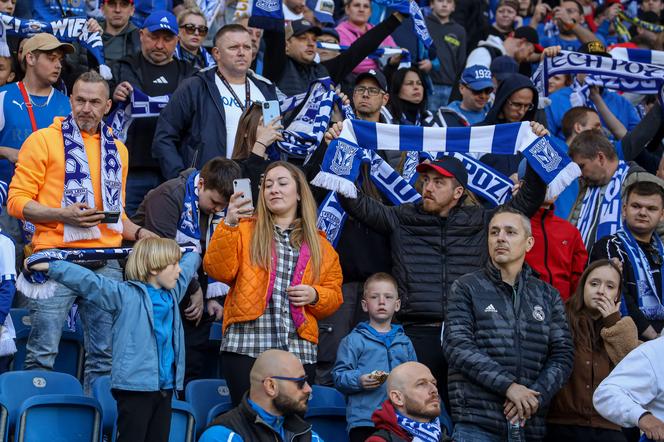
[305,386,349,442]
[9,309,85,381]
[170,399,196,442]
[184,379,231,437]
[91,376,117,442]
[15,394,102,442]
[205,402,233,427]
[0,370,83,442]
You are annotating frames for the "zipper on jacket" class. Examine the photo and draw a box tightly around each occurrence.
[541,210,553,285]
[511,284,523,382]
[440,220,448,321]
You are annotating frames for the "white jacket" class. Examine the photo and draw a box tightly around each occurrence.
[465,35,506,68]
[593,337,664,427]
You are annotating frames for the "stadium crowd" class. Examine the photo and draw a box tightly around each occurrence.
[2,0,664,440]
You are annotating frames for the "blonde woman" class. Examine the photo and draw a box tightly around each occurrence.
[204,161,343,404]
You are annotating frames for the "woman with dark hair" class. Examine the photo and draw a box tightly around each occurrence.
[546,259,639,442]
[386,67,432,125]
[230,103,283,205]
[204,161,343,405]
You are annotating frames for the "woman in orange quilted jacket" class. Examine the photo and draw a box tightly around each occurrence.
[204,161,343,404]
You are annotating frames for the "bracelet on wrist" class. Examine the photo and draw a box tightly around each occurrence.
[135,227,143,241]
[255,140,267,148]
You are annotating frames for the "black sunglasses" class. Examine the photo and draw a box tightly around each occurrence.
[182,24,209,35]
[267,375,309,389]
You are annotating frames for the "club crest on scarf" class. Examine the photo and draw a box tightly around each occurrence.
[530,137,562,173]
[331,140,359,176]
[256,0,281,12]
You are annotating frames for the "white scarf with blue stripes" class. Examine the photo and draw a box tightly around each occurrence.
[312,120,579,201]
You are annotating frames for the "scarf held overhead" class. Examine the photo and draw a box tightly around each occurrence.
[0,13,111,79]
[312,119,579,202]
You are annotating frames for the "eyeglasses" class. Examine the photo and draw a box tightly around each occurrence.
[353,86,383,96]
[266,375,309,389]
[470,87,493,96]
[182,24,209,36]
[506,99,534,111]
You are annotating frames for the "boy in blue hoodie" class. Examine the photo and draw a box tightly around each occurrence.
[26,237,200,442]
[333,272,417,442]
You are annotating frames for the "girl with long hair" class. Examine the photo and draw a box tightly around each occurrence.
[546,259,639,442]
[203,161,343,404]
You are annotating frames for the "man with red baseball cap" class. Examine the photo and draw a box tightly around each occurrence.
[332,121,549,406]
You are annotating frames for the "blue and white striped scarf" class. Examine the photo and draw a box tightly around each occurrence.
[177,170,229,298]
[316,42,412,69]
[0,13,111,79]
[372,0,434,50]
[610,47,664,66]
[617,228,664,321]
[174,44,216,68]
[249,0,284,30]
[312,120,579,201]
[195,0,224,27]
[106,87,170,142]
[17,246,198,299]
[396,412,442,442]
[532,50,664,98]
[276,78,353,160]
[577,160,628,247]
[61,113,123,243]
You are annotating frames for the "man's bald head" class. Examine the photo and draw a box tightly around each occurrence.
[247,349,312,417]
[250,349,302,385]
[386,362,440,423]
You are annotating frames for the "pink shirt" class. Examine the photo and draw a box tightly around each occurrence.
[335,20,397,74]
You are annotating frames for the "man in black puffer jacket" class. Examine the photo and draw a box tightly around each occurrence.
[444,207,573,441]
[336,122,548,403]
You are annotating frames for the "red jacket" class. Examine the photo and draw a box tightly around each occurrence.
[526,207,588,301]
[365,399,411,442]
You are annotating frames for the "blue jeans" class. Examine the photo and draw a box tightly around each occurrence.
[125,170,163,218]
[428,84,453,112]
[25,260,122,393]
[452,423,505,442]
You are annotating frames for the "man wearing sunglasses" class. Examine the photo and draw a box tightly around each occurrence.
[446,65,493,126]
[200,349,324,442]
[100,0,140,69]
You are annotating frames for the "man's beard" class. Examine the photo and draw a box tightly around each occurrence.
[274,392,309,416]
[403,397,440,421]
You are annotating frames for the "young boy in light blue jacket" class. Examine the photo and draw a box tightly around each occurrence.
[26,237,200,442]
[333,272,418,442]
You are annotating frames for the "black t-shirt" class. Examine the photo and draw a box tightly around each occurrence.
[128,60,184,171]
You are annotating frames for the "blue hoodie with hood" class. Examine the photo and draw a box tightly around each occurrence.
[332,322,417,432]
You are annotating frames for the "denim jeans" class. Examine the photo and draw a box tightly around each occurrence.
[125,170,163,218]
[428,84,453,112]
[25,260,122,393]
[452,423,505,442]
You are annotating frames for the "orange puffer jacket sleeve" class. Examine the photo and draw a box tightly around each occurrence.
[203,219,343,344]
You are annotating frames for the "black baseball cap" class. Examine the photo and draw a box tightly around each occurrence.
[354,69,388,92]
[579,40,611,58]
[513,26,543,53]
[416,157,468,188]
[285,19,322,39]
[320,27,340,41]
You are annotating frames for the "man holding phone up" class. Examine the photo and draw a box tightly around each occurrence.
[7,71,156,393]
[153,24,279,181]
[589,177,664,341]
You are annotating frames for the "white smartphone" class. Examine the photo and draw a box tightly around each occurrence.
[233,178,254,209]
[261,100,280,126]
